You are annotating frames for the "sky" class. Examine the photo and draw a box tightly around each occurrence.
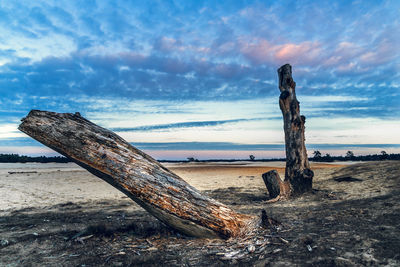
[0,0,399,160]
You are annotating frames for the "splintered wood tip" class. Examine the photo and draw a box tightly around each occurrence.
[278,64,292,75]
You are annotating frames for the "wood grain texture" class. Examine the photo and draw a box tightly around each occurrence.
[19,110,255,239]
[277,64,314,195]
[262,170,280,198]
[262,64,314,200]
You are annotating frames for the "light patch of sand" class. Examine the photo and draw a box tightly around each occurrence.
[166,161,345,190]
[0,161,346,212]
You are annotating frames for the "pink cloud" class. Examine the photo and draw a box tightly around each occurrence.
[239,38,323,66]
[323,42,364,68]
[239,39,275,64]
[275,41,322,65]
[336,42,361,56]
[359,38,395,66]
[337,62,357,72]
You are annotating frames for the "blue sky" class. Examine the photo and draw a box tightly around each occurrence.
[0,0,399,159]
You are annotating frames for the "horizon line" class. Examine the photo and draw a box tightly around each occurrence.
[1,138,400,151]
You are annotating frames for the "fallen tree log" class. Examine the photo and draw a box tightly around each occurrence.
[19,110,255,239]
[263,64,314,200]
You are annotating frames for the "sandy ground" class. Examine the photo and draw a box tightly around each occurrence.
[0,161,399,266]
[0,161,344,212]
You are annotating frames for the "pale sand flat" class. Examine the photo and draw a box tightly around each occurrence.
[0,161,347,213]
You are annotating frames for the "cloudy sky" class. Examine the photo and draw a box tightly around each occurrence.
[0,0,399,159]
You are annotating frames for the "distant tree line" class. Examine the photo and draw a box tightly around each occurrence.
[1,151,399,163]
[0,154,72,163]
[310,150,400,162]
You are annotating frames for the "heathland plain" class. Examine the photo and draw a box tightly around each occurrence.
[0,160,399,266]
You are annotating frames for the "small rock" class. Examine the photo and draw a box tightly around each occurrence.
[247,245,255,253]
[1,239,9,246]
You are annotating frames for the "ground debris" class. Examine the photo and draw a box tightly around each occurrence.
[278,237,289,244]
[75,234,93,244]
[1,161,399,266]
[8,171,37,174]
[202,222,290,262]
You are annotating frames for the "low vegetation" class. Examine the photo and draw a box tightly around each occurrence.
[1,152,399,164]
[310,150,400,162]
[0,154,71,163]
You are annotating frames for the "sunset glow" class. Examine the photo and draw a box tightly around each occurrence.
[0,0,399,159]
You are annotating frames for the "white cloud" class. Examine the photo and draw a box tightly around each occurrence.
[0,124,24,139]
[301,95,370,103]
[0,32,76,62]
[306,117,400,144]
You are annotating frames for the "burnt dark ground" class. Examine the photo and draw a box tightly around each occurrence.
[1,161,399,266]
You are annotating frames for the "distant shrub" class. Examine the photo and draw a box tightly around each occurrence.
[0,154,72,163]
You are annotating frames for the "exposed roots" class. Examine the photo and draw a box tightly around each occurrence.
[266,195,283,203]
[266,193,290,203]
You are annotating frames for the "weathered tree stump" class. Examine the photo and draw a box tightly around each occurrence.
[19,110,255,239]
[263,64,314,200]
[262,171,280,198]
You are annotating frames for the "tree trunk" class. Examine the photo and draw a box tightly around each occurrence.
[263,64,314,200]
[19,110,255,239]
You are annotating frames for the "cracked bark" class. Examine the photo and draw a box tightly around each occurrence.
[19,110,255,239]
[263,64,314,200]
